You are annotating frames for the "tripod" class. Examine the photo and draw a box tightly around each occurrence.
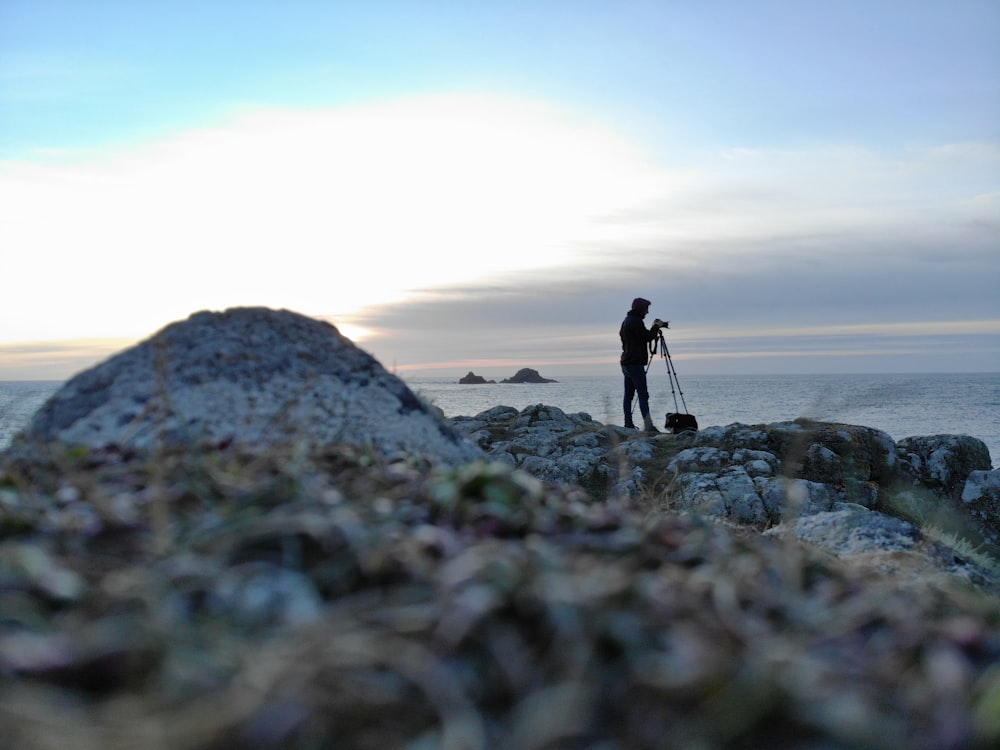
[650,329,698,433]
[651,329,689,414]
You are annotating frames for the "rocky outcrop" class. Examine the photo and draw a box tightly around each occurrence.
[897,435,993,498]
[451,410,908,522]
[666,419,900,524]
[452,404,640,495]
[450,405,998,588]
[500,367,557,383]
[896,435,999,549]
[458,371,495,384]
[11,308,481,466]
[962,469,1000,547]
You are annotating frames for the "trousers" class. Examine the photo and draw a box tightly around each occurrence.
[621,364,650,425]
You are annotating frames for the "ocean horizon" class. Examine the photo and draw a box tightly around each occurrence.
[2,372,998,466]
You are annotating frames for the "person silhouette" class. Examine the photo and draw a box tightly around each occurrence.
[619,297,663,431]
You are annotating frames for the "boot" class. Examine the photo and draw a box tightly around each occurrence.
[623,420,637,429]
[643,416,660,433]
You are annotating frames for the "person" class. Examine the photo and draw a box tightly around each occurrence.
[619,297,663,431]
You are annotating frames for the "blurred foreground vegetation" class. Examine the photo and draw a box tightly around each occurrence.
[1,442,998,749]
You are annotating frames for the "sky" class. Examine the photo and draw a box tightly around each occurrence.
[1,0,998,380]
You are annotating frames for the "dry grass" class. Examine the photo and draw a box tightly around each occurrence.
[1,442,998,750]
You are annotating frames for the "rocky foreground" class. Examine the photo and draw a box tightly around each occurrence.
[1,308,998,750]
[451,405,1000,589]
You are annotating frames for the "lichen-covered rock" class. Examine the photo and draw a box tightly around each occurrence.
[11,308,481,466]
[733,448,780,477]
[671,467,768,524]
[801,443,843,485]
[666,446,733,474]
[694,423,772,452]
[765,507,999,592]
[451,403,648,495]
[662,422,891,525]
[754,476,839,519]
[775,420,897,491]
[962,469,1000,547]
[766,508,921,556]
[451,408,996,557]
[691,420,896,498]
[897,435,993,498]
[672,459,840,526]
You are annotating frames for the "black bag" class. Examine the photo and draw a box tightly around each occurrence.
[665,412,698,434]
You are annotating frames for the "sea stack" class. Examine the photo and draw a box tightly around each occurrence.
[501,368,557,384]
[459,372,495,384]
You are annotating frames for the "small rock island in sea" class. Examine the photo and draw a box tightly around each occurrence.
[458,371,496,384]
[500,367,557,383]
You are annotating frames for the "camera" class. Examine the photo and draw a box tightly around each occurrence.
[653,318,669,329]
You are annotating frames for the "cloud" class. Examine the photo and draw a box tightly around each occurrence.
[1,93,997,377]
[0,93,678,341]
[0,339,134,380]
[347,252,999,375]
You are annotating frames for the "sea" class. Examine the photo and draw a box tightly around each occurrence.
[1,373,998,467]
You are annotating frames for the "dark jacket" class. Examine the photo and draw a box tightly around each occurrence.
[620,311,657,365]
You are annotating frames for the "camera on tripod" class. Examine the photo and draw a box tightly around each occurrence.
[653,318,669,329]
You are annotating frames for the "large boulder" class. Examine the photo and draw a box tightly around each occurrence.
[961,469,1000,547]
[891,435,995,549]
[11,308,481,465]
[897,435,993,498]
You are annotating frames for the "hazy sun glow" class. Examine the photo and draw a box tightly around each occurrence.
[325,321,375,343]
[1,94,673,344]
